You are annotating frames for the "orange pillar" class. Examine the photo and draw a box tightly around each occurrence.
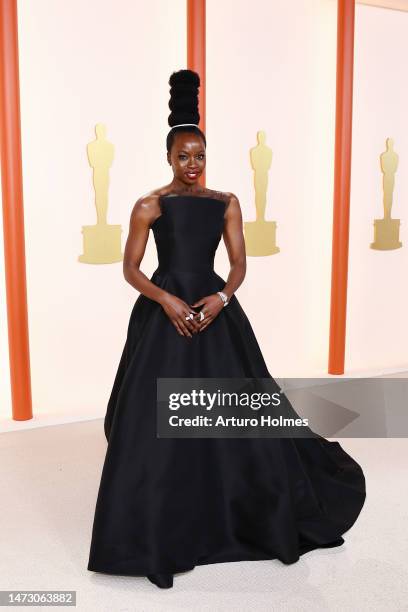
[0,0,33,419]
[328,0,355,375]
[187,0,206,186]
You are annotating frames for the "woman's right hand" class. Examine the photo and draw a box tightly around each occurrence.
[159,293,200,338]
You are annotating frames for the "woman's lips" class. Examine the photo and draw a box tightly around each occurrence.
[185,171,199,179]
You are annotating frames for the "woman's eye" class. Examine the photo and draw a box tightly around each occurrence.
[178,154,204,161]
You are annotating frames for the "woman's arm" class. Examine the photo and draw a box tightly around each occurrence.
[221,192,247,301]
[122,195,168,303]
[122,195,200,337]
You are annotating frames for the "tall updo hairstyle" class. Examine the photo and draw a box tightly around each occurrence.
[166,69,207,154]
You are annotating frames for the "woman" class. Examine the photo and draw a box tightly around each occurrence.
[87,69,366,589]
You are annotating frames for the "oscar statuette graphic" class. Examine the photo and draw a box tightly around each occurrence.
[78,123,123,263]
[370,137,402,250]
[244,130,280,256]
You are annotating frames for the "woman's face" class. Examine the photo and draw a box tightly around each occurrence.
[167,132,206,185]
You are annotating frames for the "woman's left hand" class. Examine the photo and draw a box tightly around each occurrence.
[190,294,224,332]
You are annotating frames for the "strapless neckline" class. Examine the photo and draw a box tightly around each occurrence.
[159,193,227,205]
[151,194,227,230]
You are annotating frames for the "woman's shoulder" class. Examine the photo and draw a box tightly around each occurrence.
[134,190,162,205]
[204,188,231,205]
[130,191,162,224]
[206,190,241,212]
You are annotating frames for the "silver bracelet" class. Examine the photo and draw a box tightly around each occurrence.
[217,291,230,307]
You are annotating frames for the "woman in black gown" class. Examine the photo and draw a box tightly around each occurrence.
[87,69,366,589]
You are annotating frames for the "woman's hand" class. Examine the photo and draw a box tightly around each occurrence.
[190,294,224,332]
[159,293,201,338]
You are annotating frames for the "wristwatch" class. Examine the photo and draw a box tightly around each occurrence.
[217,291,229,307]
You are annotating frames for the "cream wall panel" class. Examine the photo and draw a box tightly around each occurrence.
[15,0,186,419]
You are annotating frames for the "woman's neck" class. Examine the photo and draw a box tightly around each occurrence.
[169,179,205,193]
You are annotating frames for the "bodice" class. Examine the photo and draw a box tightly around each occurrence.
[151,193,228,275]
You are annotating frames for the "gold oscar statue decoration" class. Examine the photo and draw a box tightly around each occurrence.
[79,123,123,263]
[244,130,280,256]
[370,137,402,250]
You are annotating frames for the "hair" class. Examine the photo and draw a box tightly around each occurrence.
[166,69,207,154]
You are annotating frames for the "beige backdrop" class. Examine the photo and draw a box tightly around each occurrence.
[0,0,407,428]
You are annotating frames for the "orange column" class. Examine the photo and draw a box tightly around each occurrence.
[187,0,206,187]
[328,0,355,375]
[0,0,33,419]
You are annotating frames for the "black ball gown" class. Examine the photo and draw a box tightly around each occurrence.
[87,190,366,589]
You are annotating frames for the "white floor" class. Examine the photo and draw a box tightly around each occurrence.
[1,421,407,612]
